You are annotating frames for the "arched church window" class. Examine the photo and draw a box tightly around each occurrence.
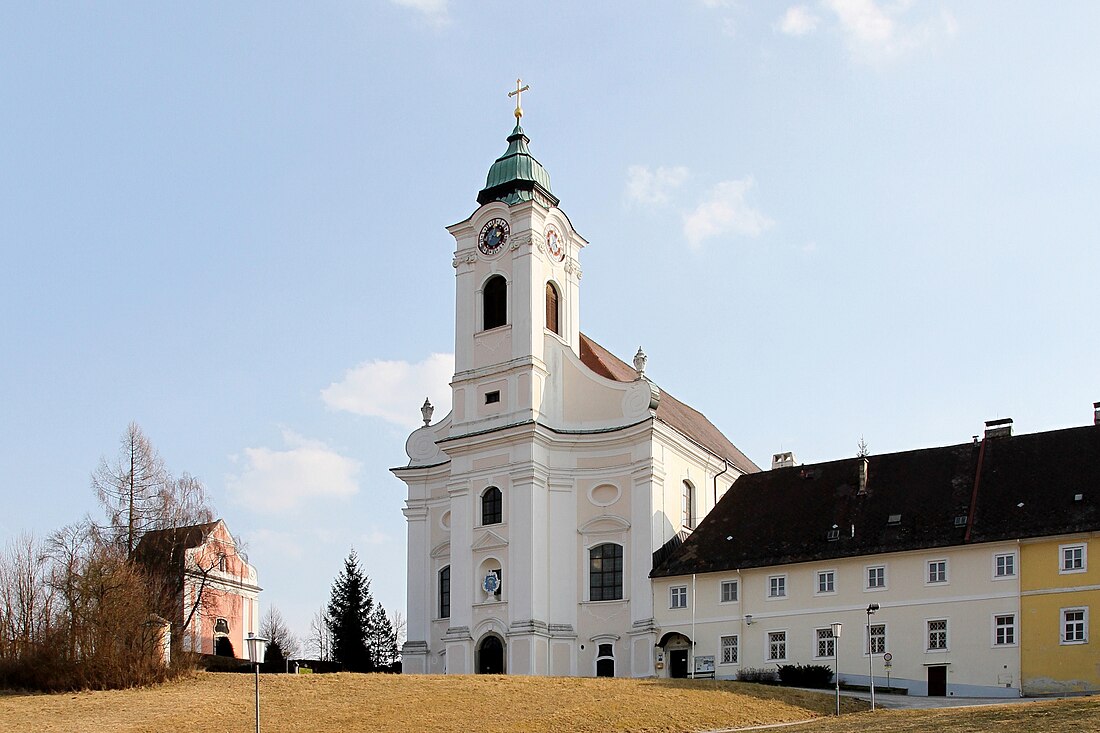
[682,481,695,530]
[545,282,560,335]
[589,543,624,601]
[483,275,507,330]
[596,643,615,677]
[481,486,502,525]
[439,566,450,619]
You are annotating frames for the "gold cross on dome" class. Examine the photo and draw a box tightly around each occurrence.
[508,78,529,119]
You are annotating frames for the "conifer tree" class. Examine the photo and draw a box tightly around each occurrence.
[326,549,374,671]
[367,604,399,669]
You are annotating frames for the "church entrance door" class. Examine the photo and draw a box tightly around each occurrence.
[669,650,688,678]
[477,635,505,674]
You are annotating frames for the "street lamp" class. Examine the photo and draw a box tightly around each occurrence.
[245,632,269,733]
[830,622,843,716]
[866,604,879,711]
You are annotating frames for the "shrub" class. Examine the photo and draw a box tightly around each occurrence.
[777,663,834,688]
[736,667,779,684]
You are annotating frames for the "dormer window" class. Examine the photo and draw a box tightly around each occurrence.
[483,275,507,330]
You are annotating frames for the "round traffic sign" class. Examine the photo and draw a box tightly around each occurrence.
[883,652,893,662]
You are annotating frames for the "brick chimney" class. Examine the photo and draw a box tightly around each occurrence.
[772,451,796,470]
[858,456,869,494]
[1094,402,1099,426]
[985,418,1013,439]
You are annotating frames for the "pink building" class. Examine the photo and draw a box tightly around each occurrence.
[136,519,261,659]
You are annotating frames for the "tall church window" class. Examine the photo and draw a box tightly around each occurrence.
[483,275,507,330]
[482,486,502,525]
[545,282,560,335]
[589,543,624,601]
[596,643,615,677]
[439,566,450,619]
[682,481,695,530]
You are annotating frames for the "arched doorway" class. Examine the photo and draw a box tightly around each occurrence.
[477,635,505,674]
[657,631,692,679]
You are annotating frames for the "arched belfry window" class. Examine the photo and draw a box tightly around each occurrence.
[682,481,695,530]
[545,282,560,335]
[483,275,507,330]
[589,543,624,601]
[482,486,502,525]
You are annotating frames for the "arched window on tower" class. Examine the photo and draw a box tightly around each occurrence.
[481,486,502,525]
[589,543,624,601]
[682,481,695,530]
[483,275,507,330]
[545,282,560,335]
[439,566,450,619]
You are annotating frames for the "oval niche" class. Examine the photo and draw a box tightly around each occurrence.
[588,483,621,507]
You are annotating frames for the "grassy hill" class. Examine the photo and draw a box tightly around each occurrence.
[1,672,1097,733]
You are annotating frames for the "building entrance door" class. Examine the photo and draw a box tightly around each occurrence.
[670,650,688,678]
[477,635,504,674]
[927,665,947,696]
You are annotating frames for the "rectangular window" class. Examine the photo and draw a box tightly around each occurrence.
[866,565,886,589]
[994,614,1015,646]
[1062,608,1088,644]
[720,579,738,603]
[1061,544,1086,573]
[768,575,787,598]
[994,553,1016,578]
[439,566,451,619]
[816,628,836,658]
[484,390,501,404]
[670,585,688,609]
[817,570,835,594]
[868,624,886,655]
[721,635,739,665]
[928,560,947,584]
[927,619,948,651]
[589,543,624,601]
[767,631,787,661]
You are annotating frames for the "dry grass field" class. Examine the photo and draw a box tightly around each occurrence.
[0,672,1096,733]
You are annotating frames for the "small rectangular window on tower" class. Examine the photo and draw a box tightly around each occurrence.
[485,391,501,404]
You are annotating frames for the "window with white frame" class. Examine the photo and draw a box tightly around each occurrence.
[994,552,1016,578]
[767,631,787,661]
[720,579,738,603]
[817,570,835,594]
[816,627,836,658]
[768,575,787,598]
[670,585,688,609]
[866,565,886,589]
[682,481,695,530]
[928,559,948,584]
[994,614,1016,646]
[721,635,738,665]
[1061,544,1086,573]
[868,623,886,655]
[927,619,948,650]
[1062,608,1088,644]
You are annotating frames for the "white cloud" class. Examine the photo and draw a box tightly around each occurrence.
[226,431,362,513]
[625,165,690,206]
[390,0,449,28]
[682,178,774,249]
[778,5,821,36]
[777,1,957,64]
[322,353,454,430]
[822,0,958,64]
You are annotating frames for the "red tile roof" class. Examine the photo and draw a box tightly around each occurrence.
[579,333,759,474]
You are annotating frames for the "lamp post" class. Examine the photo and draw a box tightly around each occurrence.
[866,603,879,711]
[830,622,843,716]
[245,632,269,733]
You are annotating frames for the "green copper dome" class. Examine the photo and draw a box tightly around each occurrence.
[477,123,559,207]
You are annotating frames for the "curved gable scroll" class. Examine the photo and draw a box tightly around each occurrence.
[578,515,631,536]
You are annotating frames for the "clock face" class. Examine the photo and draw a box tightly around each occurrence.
[478,218,510,256]
[545,225,565,261]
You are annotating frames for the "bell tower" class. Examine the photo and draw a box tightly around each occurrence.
[448,82,587,433]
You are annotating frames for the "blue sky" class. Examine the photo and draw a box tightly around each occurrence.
[2,1,1097,644]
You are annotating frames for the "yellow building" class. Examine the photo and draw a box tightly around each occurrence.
[1021,534,1100,695]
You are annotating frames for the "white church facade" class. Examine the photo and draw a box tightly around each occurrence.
[393,96,757,677]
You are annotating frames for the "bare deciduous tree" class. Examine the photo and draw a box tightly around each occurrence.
[260,605,300,665]
[305,607,333,661]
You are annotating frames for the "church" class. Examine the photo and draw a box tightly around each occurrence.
[394,88,1100,694]
[393,86,758,677]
